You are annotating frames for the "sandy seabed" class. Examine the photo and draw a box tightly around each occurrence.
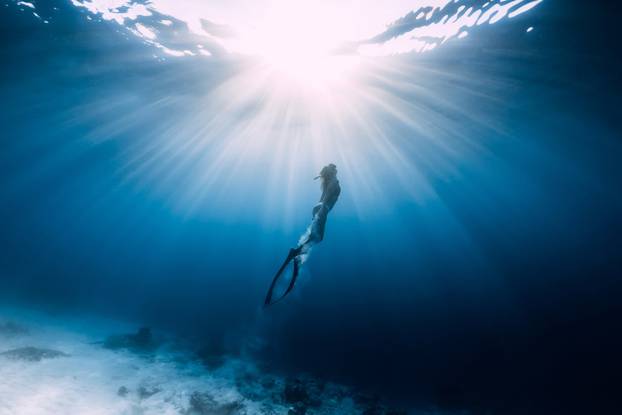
[0,308,375,415]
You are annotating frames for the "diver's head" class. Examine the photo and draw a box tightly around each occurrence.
[314,163,337,181]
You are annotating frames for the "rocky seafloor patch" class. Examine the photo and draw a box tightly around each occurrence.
[0,310,408,415]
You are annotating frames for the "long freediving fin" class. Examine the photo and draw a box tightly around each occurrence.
[264,248,300,307]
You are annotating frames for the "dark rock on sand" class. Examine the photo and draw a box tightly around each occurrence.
[282,377,323,408]
[117,386,129,397]
[188,391,246,415]
[283,379,308,404]
[103,327,158,352]
[138,385,161,400]
[0,346,68,362]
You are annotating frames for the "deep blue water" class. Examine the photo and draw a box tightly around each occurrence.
[1,1,621,414]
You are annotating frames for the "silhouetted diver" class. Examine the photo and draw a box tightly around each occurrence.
[264,164,341,306]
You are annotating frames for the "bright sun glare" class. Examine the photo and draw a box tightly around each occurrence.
[261,43,359,87]
[240,3,360,88]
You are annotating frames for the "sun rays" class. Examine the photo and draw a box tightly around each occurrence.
[32,0,546,224]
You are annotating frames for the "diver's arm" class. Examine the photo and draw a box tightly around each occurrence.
[320,180,340,211]
[319,180,337,204]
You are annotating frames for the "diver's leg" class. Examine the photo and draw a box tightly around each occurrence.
[311,206,328,243]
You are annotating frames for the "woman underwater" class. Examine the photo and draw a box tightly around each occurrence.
[264,164,341,306]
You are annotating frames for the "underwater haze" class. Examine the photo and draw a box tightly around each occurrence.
[1,0,621,414]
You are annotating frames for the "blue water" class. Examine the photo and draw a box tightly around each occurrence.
[1,1,621,414]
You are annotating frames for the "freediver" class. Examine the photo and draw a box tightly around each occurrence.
[264,163,341,306]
